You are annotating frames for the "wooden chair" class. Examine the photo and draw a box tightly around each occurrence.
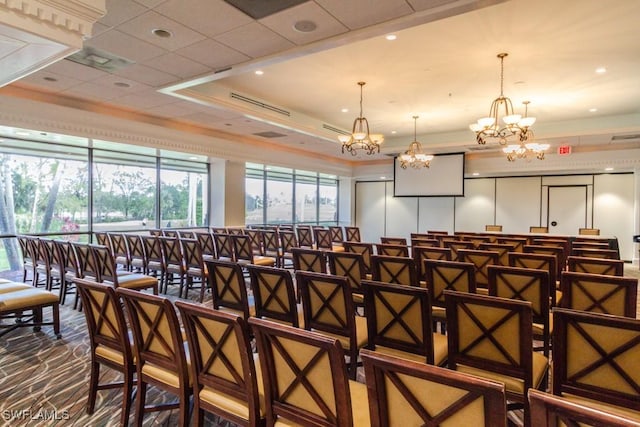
[277,230,298,268]
[247,265,301,327]
[559,271,637,317]
[72,242,101,282]
[375,243,410,258]
[344,226,361,242]
[125,234,146,273]
[488,265,551,358]
[108,233,131,271]
[56,239,82,309]
[567,255,624,276]
[213,233,234,261]
[232,234,276,267]
[343,241,373,274]
[362,349,507,427]
[571,247,619,260]
[244,228,264,256]
[530,226,549,233]
[206,260,251,320]
[328,226,344,243]
[578,227,601,236]
[51,239,77,304]
[370,255,418,287]
[181,238,208,302]
[175,301,265,427]
[326,251,367,308]
[296,225,314,248]
[442,239,474,260]
[291,247,327,273]
[524,244,565,280]
[457,248,500,292]
[485,225,503,232]
[410,237,439,248]
[91,244,159,294]
[295,271,368,379]
[478,242,513,266]
[94,231,111,248]
[194,231,216,262]
[260,230,283,268]
[424,259,476,332]
[413,246,451,280]
[16,235,37,283]
[445,290,549,427]
[249,317,370,427]
[552,308,640,421]
[497,237,528,252]
[76,279,135,426]
[159,236,186,295]
[528,389,640,427]
[314,227,344,252]
[177,230,196,239]
[140,235,165,290]
[509,252,559,306]
[116,288,192,426]
[380,236,407,245]
[362,280,448,366]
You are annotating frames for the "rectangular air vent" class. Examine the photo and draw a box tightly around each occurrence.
[611,134,640,141]
[253,131,287,138]
[322,123,350,136]
[230,92,291,117]
[66,47,133,72]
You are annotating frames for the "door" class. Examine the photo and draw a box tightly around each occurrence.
[548,186,587,235]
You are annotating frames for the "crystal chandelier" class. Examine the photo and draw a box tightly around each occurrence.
[338,81,383,155]
[469,53,536,146]
[399,116,433,169]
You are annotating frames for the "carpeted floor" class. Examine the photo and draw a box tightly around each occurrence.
[2,263,640,426]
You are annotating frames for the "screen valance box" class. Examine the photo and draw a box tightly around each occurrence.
[393,152,465,197]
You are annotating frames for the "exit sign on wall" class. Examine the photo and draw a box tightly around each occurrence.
[558,145,572,155]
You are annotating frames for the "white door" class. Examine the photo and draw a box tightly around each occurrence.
[548,186,587,235]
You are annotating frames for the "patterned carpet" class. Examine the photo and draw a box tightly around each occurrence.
[2,263,640,426]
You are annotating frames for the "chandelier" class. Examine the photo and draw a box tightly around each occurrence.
[501,101,549,161]
[469,53,536,146]
[338,81,383,155]
[399,116,433,169]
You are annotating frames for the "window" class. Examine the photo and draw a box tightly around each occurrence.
[266,166,293,224]
[246,163,265,225]
[160,158,208,228]
[319,174,338,224]
[295,170,317,224]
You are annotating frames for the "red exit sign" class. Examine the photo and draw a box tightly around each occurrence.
[558,145,572,155]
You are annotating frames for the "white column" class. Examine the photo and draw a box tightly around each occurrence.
[210,159,246,227]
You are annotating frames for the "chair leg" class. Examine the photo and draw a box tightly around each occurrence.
[178,388,191,427]
[86,361,100,414]
[52,303,60,338]
[134,380,147,427]
[120,368,135,426]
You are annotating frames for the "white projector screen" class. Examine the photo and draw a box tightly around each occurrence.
[393,152,465,197]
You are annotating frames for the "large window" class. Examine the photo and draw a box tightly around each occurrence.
[245,163,338,226]
[160,158,208,228]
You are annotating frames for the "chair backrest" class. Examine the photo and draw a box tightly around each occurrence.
[247,265,299,327]
[163,229,179,237]
[524,245,565,279]
[457,249,500,289]
[55,239,79,278]
[343,241,373,274]
[116,288,190,393]
[362,280,436,363]
[296,226,314,248]
[485,225,503,232]
[371,255,418,287]
[578,227,600,236]
[412,246,451,279]
[244,228,264,255]
[380,237,407,245]
[442,239,474,260]
[311,228,332,251]
[497,237,527,252]
[249,317,356,427]
[90,244,119,284]
[175,300,262,426]
[213,233,234,260]
[124,234,146,268]
[232,234,254,263]
[210,227,227,234]
[427,230,449,235]
[375,243,410,257]
[361,349,507,427]
[529,226,549,233]
[488,265,551,356]
[71,242,100,280]
[94,231,111,248]
[328,226,344,243]
[206,260,250,319]
[181,238,205,271]
[227,227,245,236]
[344,226,361,242]
[326,251,366,296]
[567,255,624,276]
[291,247,327,273]
[552,308,640,414]
[559,271,638,317]
[478,242,512,265]
[509,252,557,290]
[141,235,164,267]
[571,247,619,260]
[528,389,640,427]
[424,259,476,308]
[261,229,280,253]
[108,233,130,269]
[278,230,299,253]
[194,231,216,259]
[159,236,184,271]
[177,230,195,239]
[410,237,439,248]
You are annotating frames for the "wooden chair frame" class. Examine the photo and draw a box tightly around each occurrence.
[371,255,418,287]
[344,226,361,242]
[380,237,407,246]
[291,247,327,273]
[559,271,637,317]
[296,226,314,248]
[343,241,373,274]
[457,248,500,290]
[326,251,366,302]
[567,255,624,276]
[206,259,251,319]
[328,226,344,243]
[247,265,300,327]
[375,243,410,258]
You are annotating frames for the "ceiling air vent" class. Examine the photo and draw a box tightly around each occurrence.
[66,47,133,72]
[611,134,640,142]
[253,131,287,138]
[322,123,350,136]
[230,92,291,117]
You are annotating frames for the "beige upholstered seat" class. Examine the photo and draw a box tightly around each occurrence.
[0,287,61,338]
[559,271,637,317]
[91,244,159,295]
[249,317,370,427]
[362,349,507,427]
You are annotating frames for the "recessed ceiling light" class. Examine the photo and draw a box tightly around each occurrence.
[189,156,198,160]
[595,67,607,74]
[293,20,317,33]
[605,167,614,171]
[43,76,58,82]
[380,176,386,180]
[385,34,397,41]
[341,108,348,113]
[589,108,598,113]
[255,70,264,76]
[114,82,130,88]
[472,172,480,176]
[15,131,30,136]
[152,28,172,38]
[391,130,397,134]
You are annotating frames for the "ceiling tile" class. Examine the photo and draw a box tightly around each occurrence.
[143,52,210,78]
[215,22,295,58]
[155,0,253,38]
[133,0,168,7]
[86,29,167,62]
[115,91,177,109]
[91,22,110,37]
[143,101,206,117]
[117,10,207,51]
[90,74,152,93]
[259,2,349,45]
[112,63,178,86]
[405,0,461,12]
[99,0,148,27]
[177,39,250,70]
[44,59,109,81]
[182,110,243,126]
[63,81,127,101]
[17,70,83,92]
[314,0,414,29]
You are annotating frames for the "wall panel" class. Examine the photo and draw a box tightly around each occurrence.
[495,177,542,233]
[418,197,455,234]
[593,174,634,260]
[355,181,386,243]
[455,178,495,232]
[386,182,418,240]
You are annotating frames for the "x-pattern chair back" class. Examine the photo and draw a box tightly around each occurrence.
[296,271,353,334]
[498,237,527,252]
[375,243,410,258]
[329,226,344,243]
[108,233,130,270]
[553,308,640,413]
[194,232,216,260]
[457,249,500,289]
[478,243,512,266]
[361,349,507,427]
[362,280,434,363]
[160,236,184,270]
[413,246,451,279]
[249,317,354,427]
[244,229,264,255]
[142,235,163,265]
[126,234,146,270]
[313,228,333,250]
[343,241,373,274]
[248,265,299,327]
[94,231,110,248]
[91,244,118,283]
[443,240,475,260]
[296,226,314,248]
[567,255,624,276]
[206,260,250,319]
[213,233,234,260]
[57,240,79,278]
[175,301,262,426]
[560,271,638,317]
[279,230,298,252]
[380,237,407,245]
[571,247,619,260]
[371,255,417,286]
[182,238,204,271]
[344,226,361,242]
[524,245,565,279]
[424,259,476,307]
[292,248,327,273]
[232,234,254,263]
[72,242,100,280]
[327,251,366,295]
[509,252,557,290]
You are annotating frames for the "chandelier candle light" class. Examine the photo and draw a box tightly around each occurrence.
[501,101,549,161]
[339,81,383,155]
[399,116,433,169]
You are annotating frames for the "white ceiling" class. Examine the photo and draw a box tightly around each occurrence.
[8,0,640,163]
